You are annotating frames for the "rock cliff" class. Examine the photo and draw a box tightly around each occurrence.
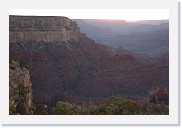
[10,16,80,42]
[9,59,33,114]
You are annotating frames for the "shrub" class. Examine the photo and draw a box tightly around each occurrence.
[53,97,142,115]
[9,101,17,115]
[97,97,141,115]
[146,102,169,115]
[53,101,75,115]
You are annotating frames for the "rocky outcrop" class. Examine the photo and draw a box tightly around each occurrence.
[9,59,33,114]
[10,16,80,42]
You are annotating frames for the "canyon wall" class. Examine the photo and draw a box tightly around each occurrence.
[10,16,80,42]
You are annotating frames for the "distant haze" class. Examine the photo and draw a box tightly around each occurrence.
[74,19,169,57]
[9,9,169,21]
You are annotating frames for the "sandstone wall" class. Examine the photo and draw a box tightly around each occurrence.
[9,16,80,42]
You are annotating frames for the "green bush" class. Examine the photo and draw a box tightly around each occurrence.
[53,101,89,115]
[53,97,142,115]
[9,101,17,115]
[88,105,98,115]
[97,97,141,115]
[146,102,169,115]
[53,101,75,115]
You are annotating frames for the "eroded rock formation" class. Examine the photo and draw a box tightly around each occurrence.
[10,16,80,42]
[9,59,33,114]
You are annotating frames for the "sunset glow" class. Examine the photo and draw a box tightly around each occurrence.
[125,20,139,22]
[9,9,169,21]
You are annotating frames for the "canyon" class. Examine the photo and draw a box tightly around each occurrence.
[9,16,169,113]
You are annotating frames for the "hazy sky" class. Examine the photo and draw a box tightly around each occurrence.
[9,9,169,21]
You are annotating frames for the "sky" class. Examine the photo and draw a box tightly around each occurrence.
[9,9,169,21]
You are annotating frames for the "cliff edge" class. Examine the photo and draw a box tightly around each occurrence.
[9,16,80,42]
